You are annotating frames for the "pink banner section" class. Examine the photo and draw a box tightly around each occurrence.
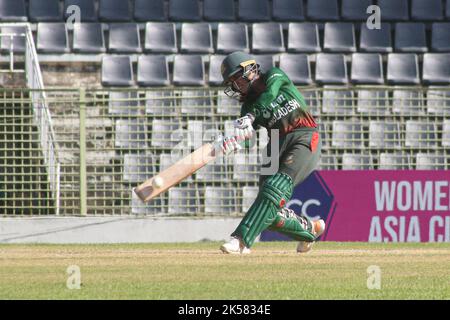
[319,171,450,243]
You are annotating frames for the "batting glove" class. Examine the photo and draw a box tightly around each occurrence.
[233,114,255,141]
[214,135,241,156]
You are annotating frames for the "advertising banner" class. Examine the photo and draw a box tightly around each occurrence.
[260,171,450,243]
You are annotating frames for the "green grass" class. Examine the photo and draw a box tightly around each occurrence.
[0,242,449,299]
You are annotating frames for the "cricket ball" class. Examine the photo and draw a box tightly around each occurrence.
[152,176,164,189]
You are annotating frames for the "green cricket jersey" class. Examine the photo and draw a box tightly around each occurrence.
[241,67,317,136]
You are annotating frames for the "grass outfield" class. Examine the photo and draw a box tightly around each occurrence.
[0,242,449,300]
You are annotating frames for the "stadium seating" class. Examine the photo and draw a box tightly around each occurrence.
[36,23,69,53]
[411,0,444,21]
[427,87,450,114]
[368,121,401,149]
[351,53,384,84]
[422,53,450,85]
[173,55,205,86]
[377,0,409,21]
[134,0,166,22]
[144,22,177,53]
[272,0,304,22]
[101,55,133,87]
[0,0,27,21]
[72,23,105,53]
[431,23,450,52]
[405,121,438,148]
[204,187,236,214]
[252,23,285,53]
[180,23,213,54]
[123,154,155,183]
[238,0,270,22]
[279,54,312,85]
[64,0,97,22]
[168,188,200,215]
[442,120,450,147]
[342,153,374,170]
[196,157,228,182]
[146,91,176,115]
[318,153,339,170]
[287,23,320,53]
[169,0,201,22]
[331,121,364,148]
[0,26,26,52]
[208,54,225,85]
[99,0,131,22]
[341,0,373,21]
[387,54,420,85]
[379,153,411,169]
[108,23,141,53]
[323,22,356,53]
[232,153,259,181]
[315,54,348,84]
[151,119,182,148]
[359,23,393,53]
[253,54,275,73]
[137,55,170,87]
[108,91,139,115]
[216,23,249,54]
[394,23,427,53]
[204,0,235,21]
[29,0,62,22]
[115,119,147,149]
[416,153,446,169]
[242,186,259,212]
[306,0,339,21]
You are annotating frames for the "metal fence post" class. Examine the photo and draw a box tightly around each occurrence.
[79,88,87,215]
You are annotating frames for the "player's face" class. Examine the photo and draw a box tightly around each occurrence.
[224,66,258,100]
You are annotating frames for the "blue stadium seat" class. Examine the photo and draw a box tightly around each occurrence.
[379,153,411,169]
[123,154,155,184]
[238,0,270,22]
[72,23,105,53]
[144,22,177,53]
[357,90,389,115]
[168,188,200,215]
[323,22,356,53]
[151,119,182,148]
[287,23,320,53]
[392,89,424,115]
[108,23,141,53]
[411,0,443,21]
[431,23,450,52]
[0,26,26,53]
[427,87,450,115]
[146,91,176,116]
[181,90,214,116]
[169,0,201,22]
[315,53,348,85]
[181,23,213,54]
[423,53,450,85]
[306,0,339,21]
[331,120,364,148]
[101,55,134,87]
[341,0,373,21]
[405,121,438,148]
[29,0,62,22]
[254,54,275,73]
[115,119,147,149]
[359,23,392,53]
[204,187,236,214]
[37,23,69,53]
[217,23,249,54]
[387,54,420,85]
[377,0,409,21]
[279,54,312,85]
[0,0,27,21]
[368,121,401,149]
[351,53,383,84]
[322,86,354,115]
[272,0,304,22]
[108,91,139,115]
[442,120,450,147]
[204,0,235,21]
[137,55,170,87]
[173,55,205,86]
[64,0,97,22]
[416,153,446,170]
[99,0,131,22]
[209,54,226,86]
[252,23,285,53]
[395,23,427,53]
[134,0,166,22]
[447,0,450,19]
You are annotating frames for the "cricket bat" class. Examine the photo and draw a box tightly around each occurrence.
[133,143,218,203]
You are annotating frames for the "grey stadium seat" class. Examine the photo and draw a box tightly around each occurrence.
[168,188,200,215]
[392,89,424,115]
[252,23,285,53]
[323,22,356,53]
[238,0,270,22]
[427,87,450,115]
[287,23,320,53]
[151,119,181,148]
[341,0,373,21]
[272,0,304,22]
[36,23,69,53]
[108,23,141,53]
[181,23,213,54]
[423,53,450,85]
[99,0,131,22]
[0,26,26,53]
[123,154,155,183]
[306,0,339,21]
[379,153,411,169]
[134,0,166,22]
[302,90,321,116]
[137,55,170,87]
[416,153,446,170]
[254,54,275,73]
[442,120,450,147]
[279,54,312,85]
[357,90,389,115]
[169,0,201,22]
[217,91,241,115]
[332,120,364,148]
[359,23,392,53]
[29,0,62,22]
[394,23,427,53]
[108,91,139,115]
[369,121,401,149]
[180,90,214,116]
[209,54,226,86]
[315,54,348,85]
[196,158,228,182]
[144,23,177,53]
[387,54,420,85]
[377,0,409,21]
[405,121,438,148]
[342,153,374,170]
[411,0,443,21]
[242,186,259,212]
[114,119,146,149]
[204,0,235,21]
[146,91,176,116]
[173,55,205,86]
[447,0,450,19]
[232,153,259,182]
[322,86,354,115]
[64,0,97,22]
[72,23,105,53]
[217,23,249,54]
[101,55,133,87]
[204,187,236,214]
[0,0,27,21]
[351,53,383,84]
[431,23,450,52]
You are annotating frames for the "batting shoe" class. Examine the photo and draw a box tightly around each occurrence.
[297,219,326,253]
[220,237,251,254]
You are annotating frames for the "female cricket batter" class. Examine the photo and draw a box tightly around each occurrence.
[216,52,325,254]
